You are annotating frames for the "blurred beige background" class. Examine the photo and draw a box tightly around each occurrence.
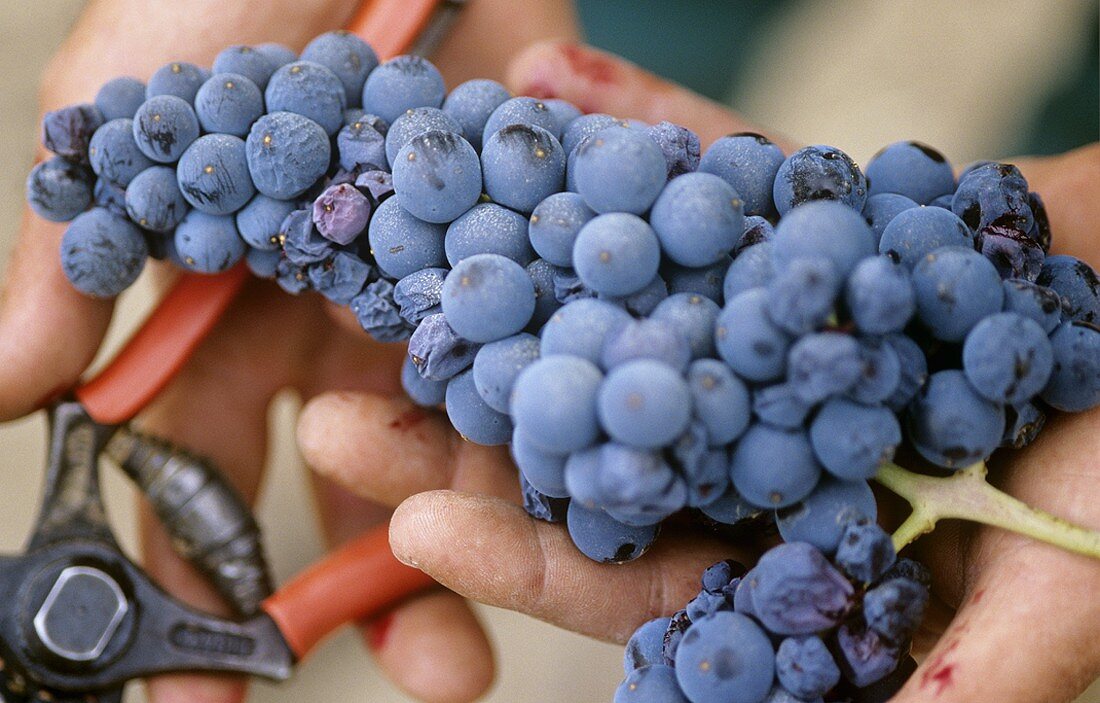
[0,1,1096,702]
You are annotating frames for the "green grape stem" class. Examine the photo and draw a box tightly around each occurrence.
[874,461,1100,559]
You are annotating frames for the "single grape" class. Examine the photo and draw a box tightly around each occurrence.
[132,96,200,164]
[598,443,686,526]
[573,213,661,297]
[730,424,821,509]
[361,55,446,124]
[540,298,632,364]
[723,241,776,300]
[511,427,568,498]
[787,332,863,404]
[566,502,658,564]
[561,113,620,154]
[444,369,512,446]
[646,121,701,180]
[649,172,744,267]
[686,359,751,446]
[962,312,1053,404]
[615,665,688,703]
[1041,321,1100,412]
[810,398,900,481]
[834,623,901,688]
[1001,278,1062,334]
[471,333,540,413]
[60,208,147,298]
[699,132,785,217]
[406,313,478,380]
[906,369,1005,469]
[125,165,189,232]
[88,118,153,188]
[392,130,482,224]
[846,256,916,335]
[773,144,868,215]
[300,30,379,107]
[848,338,902,405]
[775,636,841,701]
[254,43,298,69]
[951,162,1032,233]
[765,257,839,335]
[1003,401,1047,448]
[385,107,462,167]
[511,355,603,454]
[600,318,692,372]
[367,196,447,279]
[351,279,414,342]
[213,45,277,91]
[25,157,93,222]
[401,354,447,407]
[835,519,896,583]
[446,203,534,267]
[772,200,876,279]
[528,192,595,267]
[442,78,511,151]
[1037,254,1100,324]
[482,96,559,144]
[865,141,954,204]
[674,611,775,703]
[173,210,246,274]
[650,293,721,360]
[176,134,255,215]
[393,267,447,325]
[776,476,877,555]
[861,577,928,647]
[245,111,331,200]
[442,254,535,343]
[337,118,387,171]
[861,193,918,247]
[598,360,692,449]
[146,61,205,103]
[307,252,372,305]
[750,542,854,635]
[95,77,146,121]
[878,206,974,271]
[912,245,1004,342]
[481,124,566,213]
[715,288,792,382]
[624,618,674,674]
[194,73,264,137]
[312,183,371,245]
[245,247,280,279]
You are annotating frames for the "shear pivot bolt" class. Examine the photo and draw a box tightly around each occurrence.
[33,566,129,662]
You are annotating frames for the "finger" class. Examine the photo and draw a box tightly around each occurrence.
[312,480,495,703]
[298,391,519,507]
[504,40,799,151]
[1015,142,1100,263]
[895,408,1100,703]
[390,490,742,643]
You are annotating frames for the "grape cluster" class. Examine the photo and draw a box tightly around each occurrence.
[29,35,1100,571]
[618,523,930,703]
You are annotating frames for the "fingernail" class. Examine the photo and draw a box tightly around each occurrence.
[366,612,395,651]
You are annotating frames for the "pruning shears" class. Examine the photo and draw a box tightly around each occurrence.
[0,2,466,699]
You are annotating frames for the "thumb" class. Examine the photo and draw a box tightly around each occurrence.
[504,40,798,151]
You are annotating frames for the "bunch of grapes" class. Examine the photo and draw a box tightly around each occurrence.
[619,521,929,702]
[26,30,1100,703]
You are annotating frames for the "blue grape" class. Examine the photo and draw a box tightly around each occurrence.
[393,267,447,324]
[25,156,93,222]
[849,338,902,405]
[861,193,918,246]
[907,369,1005,469]
[385,107,462,167]
[254,43,297,68]
[753,381,813,430]
[566,502,658,563]
[542,99,582,137]
[624,618,674,674]
[773,144,868,215]
[776,476,876,555]
[572,127,666,214]
[308,252,371,305]
[481,124,566,213]
[511,355,603,453]
[312,183,371,245]
[132,96,199,164]
[125,165,188,232]
[651,293,721,360]
[442,254,535,343]
[723,242,776,299]
[1027,191,1052,252]
[772,200,876,279]
[598,360,692,449]
[951,162,1032,233]
[686,589,731,622]
[686,359,751,446]
[281,208,335,266]
[89,118,153,187]
[561,113,620,153]
[60,208,147,297]
[664,257,730,305]
[212,45,276,90]
[980,226,1043,281]
[540,298,631,363]
[680,444,730,508]
[442,79,510,151]
[787,332,863,404]
[765,257,839,335]
[737,215,774,254]
[361,55,446,124]
[194,73,264,137]
[775,636,840,701]
[962,312,1053,404]
[845,256,915,335]
[265,61,346,135]
[406,313,478,380]
[300,31,378,107]
[645,121,701,180]
[878,205,974,271]
[599,274,669,317]
[41,103,103,164]
[834,623,900,688]
[731,425,821,509]
[93,178,127,216]
[472,333,540,413]
[367,196,447,278]
[650,172,744,267]
[883,333,928,411]
[519,473,569,523]
[1041,321,1100,412]
[674,611,775,703]
[615,665,688,703]
[862,578,928,647]
[702,560,745,594]
[662,610,693,666]
[552,266,595,304]
[528,192,595,267]
[274,257,309,295]
[912,245,1004,342]
[600,319,691,372]
[572,213,661,296]
[146,61,205,103]
[337,117,387,171]
[866,141,954,204]
[350,279,414,342]
[525,258,562,328]
[95,77,146,120]
[715,288,791,383]
[445,369,512,446]
[482,96,559,144]
[392,130,482,224]
[245,111,331,199]
[245,247,280,279]
[700,488,763,526]
[810,398,900,481]
[750,542,854,635]
[511,427,568,498]
[835,519,896,583]
[1003,401,1046,448]
[173,210,246,274]
[176,134,255,215]
[928,194,953,210]
[699,132,785,217]
[355,168,394,202]
[564,447,605,508]
[1037,254,1100,324]
[446,203,533,266]
[598,443,686,525]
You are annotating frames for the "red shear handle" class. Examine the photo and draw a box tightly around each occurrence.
[261,523,435,660]
[347,0,445,60]
[74,266,249,425]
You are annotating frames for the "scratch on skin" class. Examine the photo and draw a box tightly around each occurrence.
[970,588,985,605]
[921,639,960,695]
[560,44,619,86]
[388,408,426,432]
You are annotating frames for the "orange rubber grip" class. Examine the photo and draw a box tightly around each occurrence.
[261,523,436,660]
[72,1,447,424]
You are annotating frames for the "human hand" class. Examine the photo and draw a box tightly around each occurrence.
[5,2,578,701]
[298,40,1100,702]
